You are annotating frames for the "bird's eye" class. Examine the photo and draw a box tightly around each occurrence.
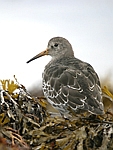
[54,43,58,47]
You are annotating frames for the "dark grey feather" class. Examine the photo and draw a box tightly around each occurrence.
[43,57,104,115]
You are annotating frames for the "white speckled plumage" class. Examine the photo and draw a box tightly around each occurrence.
[27,37,104,116]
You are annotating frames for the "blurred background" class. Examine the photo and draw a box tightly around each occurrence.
[0,0,113,95]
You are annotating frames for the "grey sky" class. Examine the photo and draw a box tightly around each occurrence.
[0,0,113,88]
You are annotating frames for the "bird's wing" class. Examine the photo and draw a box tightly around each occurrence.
[43,63,104,115]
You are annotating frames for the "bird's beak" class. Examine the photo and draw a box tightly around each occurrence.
[26,49,49,63]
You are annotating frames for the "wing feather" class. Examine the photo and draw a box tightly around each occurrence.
[43,61,104,115]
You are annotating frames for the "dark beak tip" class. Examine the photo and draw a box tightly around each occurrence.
[26,49,48,64]
[26,57,37,64]
[26,60,30,63]
[26,61,30,63]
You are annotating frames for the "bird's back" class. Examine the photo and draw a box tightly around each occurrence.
[42,57,104,116]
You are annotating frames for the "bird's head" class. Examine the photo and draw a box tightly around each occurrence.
[26,37,74,63]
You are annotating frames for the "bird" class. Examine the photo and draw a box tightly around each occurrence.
[27,37,104,118]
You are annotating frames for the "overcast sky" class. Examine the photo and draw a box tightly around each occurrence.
[0,0,113,89]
